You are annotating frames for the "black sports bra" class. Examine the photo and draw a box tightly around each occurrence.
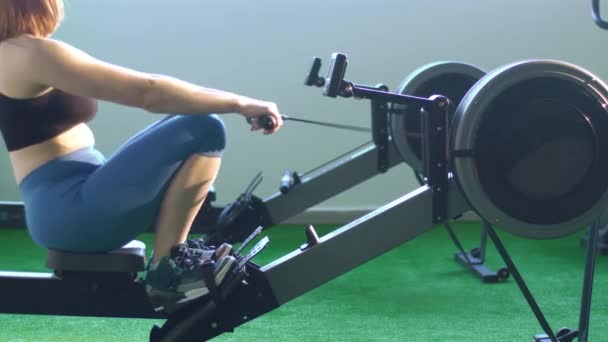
[0,88,97,151]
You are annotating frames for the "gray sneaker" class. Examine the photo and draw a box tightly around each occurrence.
[188,237,233,261]
[144,244,235,312]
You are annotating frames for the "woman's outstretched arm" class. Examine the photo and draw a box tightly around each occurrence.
[2,34,283,132]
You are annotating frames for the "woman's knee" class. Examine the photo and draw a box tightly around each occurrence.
[180,114,227,157]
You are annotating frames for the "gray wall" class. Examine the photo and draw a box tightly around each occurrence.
[1,0,606,210]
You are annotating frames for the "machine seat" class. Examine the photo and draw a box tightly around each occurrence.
[46,240,147,273]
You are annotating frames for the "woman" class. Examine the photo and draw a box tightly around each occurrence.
[0,0,283,310]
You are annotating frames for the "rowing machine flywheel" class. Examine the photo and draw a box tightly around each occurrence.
[391,61,486,173]
[451,60,608,239]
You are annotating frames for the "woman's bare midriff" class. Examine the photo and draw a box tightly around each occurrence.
[10,123,95,185]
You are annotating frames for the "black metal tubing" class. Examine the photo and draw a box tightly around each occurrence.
[592,0,608,29]
[263,177,470,305]
[350,83,433,106]
[578,221,600,342]
[262,143,403,224]
[371,99,390,172]
[0,271,162,318]
[580,232,608,255]
[422,96,450,223]
[484,224,558,341]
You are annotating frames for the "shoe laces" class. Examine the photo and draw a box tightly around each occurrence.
[187,236,214,250]
[171,244,212,270]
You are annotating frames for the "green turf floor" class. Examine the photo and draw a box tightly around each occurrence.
[0,223,606,342]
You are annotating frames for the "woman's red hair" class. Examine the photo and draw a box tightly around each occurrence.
[0,0,64,41]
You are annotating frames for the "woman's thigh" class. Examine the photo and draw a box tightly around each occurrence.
[33,115,226,252]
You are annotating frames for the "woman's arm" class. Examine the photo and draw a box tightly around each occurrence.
[3,35,260,116]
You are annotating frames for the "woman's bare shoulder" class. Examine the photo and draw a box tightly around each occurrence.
[0,35,54,96]
[0,34,43,54]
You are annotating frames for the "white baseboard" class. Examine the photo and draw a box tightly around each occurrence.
[283,208,481,224]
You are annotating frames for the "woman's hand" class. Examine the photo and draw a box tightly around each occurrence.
[236,97,284,134]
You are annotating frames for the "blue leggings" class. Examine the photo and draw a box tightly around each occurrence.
[19,114,226,252]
